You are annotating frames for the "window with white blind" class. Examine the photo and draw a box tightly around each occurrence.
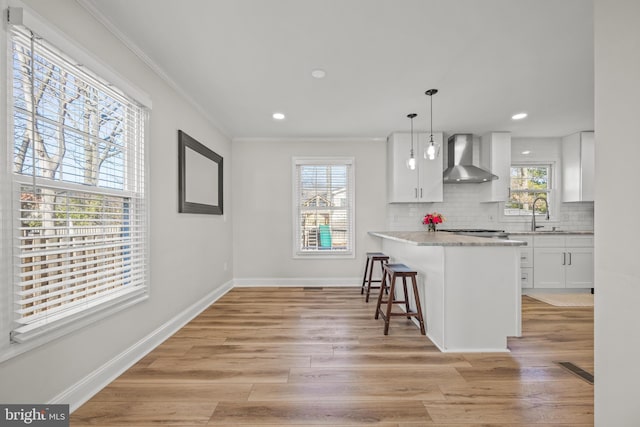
[6,23,149,344]
[293,158,355,258]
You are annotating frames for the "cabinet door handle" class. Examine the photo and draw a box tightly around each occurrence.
[568,252,572,265]
[414,188,418,198]
[420,188,423,198]
[562,252,566,265]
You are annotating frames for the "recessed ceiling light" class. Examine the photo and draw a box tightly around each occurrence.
[311,69,326,79]
[521,150,531,155]
[512,112,528,120]
[272,112,285,120]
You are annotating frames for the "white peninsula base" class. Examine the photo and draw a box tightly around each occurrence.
[372,232,523,352]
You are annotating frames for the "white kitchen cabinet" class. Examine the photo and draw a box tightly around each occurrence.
[565,248,595,288]
[387,132,443,203]
[533,248,566,288]
[562,131,594,202]
[479,132,511,202]
[533,235,594,289]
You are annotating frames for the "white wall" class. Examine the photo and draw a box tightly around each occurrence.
[0,0,233,406]
[232,138,386,285]
[594,0,640,424]
[387,137,595,232]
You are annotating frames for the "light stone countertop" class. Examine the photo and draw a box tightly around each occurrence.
[506,230,594,236]
[369,231,527,247]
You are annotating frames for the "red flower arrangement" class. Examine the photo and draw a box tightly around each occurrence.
[422,212,445,231]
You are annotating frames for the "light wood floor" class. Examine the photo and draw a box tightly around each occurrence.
[71,287,594,426]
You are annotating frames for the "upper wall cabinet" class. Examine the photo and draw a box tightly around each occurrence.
[387,132,444,203]
[479,132,511,202]
[562,131,594,202]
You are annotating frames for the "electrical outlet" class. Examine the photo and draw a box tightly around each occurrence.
[223,262,228,271]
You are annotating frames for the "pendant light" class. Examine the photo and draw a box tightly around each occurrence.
[406,113,418,170]
[424,89,440,160]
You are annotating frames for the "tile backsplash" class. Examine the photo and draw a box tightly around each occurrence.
[386,184,594,232]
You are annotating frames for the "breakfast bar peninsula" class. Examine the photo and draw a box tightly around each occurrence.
[369,231,526,352]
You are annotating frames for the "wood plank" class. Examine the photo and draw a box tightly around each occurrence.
[91,382,252,402]
[148,355,311,369]
[454,365,579,383]
[216,425,403,427]
[249,382,446,402]
[311,353,471,368]
[424,401,593,424]
[438,380,593,403]
[223,334,360,345]
[208,401,432,425]
[333,340,439,354]
[72,401,216,426]
[186,343,335,356]
[116,366,290,384]
[288,366,467,385]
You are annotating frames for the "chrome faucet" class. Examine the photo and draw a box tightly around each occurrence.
[531,197,550,231]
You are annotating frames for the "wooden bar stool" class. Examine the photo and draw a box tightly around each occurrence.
[361,252,389,302]
[375,263,426,335]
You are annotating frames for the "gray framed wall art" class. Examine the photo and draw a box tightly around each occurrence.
[178,130,223,214]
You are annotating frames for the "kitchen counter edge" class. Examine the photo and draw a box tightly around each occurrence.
[369,231,527,247]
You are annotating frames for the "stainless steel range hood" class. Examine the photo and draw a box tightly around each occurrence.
[443,134,498,183]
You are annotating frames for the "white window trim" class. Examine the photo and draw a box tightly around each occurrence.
[292,157,355,259]
[1,1,11,362]
[0,2,151,362]
[500,160,560,224]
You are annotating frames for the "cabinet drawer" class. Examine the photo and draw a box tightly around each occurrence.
[520,248,533,268]
[565,235,594,248]
[533,235,566,248]
[521,267,533,288]
[510,235,533,246]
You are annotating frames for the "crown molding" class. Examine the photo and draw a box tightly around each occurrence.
[75,0,231,139]
[232,136,386,144]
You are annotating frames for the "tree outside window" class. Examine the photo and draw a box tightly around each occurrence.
[505,165,551,216]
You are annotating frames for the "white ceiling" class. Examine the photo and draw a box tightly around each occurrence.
[84,0,594,139]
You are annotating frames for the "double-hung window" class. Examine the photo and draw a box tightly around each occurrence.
[504,165,552,217]
[293,158,354,257]
[6,22,149,345]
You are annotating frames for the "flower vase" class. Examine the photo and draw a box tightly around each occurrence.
[427,223,436,232]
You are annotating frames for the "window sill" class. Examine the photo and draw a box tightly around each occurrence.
[293,252,355,259]
[0,293,148,364]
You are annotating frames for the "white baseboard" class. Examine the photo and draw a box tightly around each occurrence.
[233,277,361,287]
[438,346,511,353]
[52,280,233,412]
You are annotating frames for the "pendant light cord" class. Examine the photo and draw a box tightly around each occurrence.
[407,113,417,155]
[430,93,433,142]
[411,116,414,151]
